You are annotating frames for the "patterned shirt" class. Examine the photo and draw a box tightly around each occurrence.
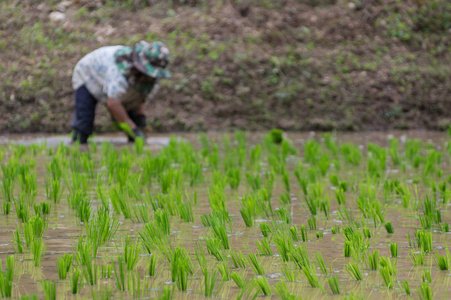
[72,46,158,110]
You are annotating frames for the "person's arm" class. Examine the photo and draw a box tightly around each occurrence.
[135,103,145,116]
[107,98,136,130]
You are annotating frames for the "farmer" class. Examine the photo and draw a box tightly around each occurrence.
[71,40,170,144]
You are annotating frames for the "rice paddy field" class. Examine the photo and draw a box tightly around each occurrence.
[1,130,451,299]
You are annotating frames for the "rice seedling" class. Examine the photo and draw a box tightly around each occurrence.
[279,192,291,205]
[418,282,434,300]
[231,272,246,289]
[256,238,273,256]
[331,225,340,234]
[0,256,15,298]
[282,169,290,192]
[57,254,73,280]
[109,185,132,218]
[77,239,97,285]
[248,252,265,275]
[31,237,46,267]
[344,241,352,257]
[316,231,323,239]
[291,244,311,269]
[112,258,127,291]
[422,269,432,282]
[416,229,433,253]
[230,250,247,269]
[254,276,272,296]
[41,280,56,300]
[367,250,379,270]
[379,256,397,289]
[71,267,80,294]
[100,264,112,279]
[217,261,230,281]
[274,281,301,300]
[12,230,23,254]
[124,237,140,270]
[44,178,64,203]
[316,252,328,275]
[328,276,340,294]
[260,223,271,237]
[389,242,398,258]
[410,250,425,266]
[204,269,218,297]
[302,265,322,288]
[307,216,317,230]
[275,206,291,224]
[384,221,394,233]
[86,208,119,257]
[346,262,363,280]
[434,247,451,270]
[401,280,411,295]
[273,231,294,262]
[240,204,254,227]
[3,202,10,215]
[211,214,230,249]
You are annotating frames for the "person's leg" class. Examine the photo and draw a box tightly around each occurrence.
[71,86,97,144]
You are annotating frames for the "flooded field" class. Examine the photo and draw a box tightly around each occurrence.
[0,130,450,299]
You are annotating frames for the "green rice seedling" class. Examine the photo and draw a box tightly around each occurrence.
[112,258,127,291]
[418,282,433,300]
[205,238,226,261]
[231,272,245,289]
[282,170,290,193]
[307,216,317,230]
[13,194,29,222]
[124,237,140,270]
[174,261,190,291]
[177,201,194,223]
[57,254,73,280]
[240,204,254,227]
[402,280,411,295]
[12,230,23,254]
[275,281,301,300]
[256,238,273,256]
[248,253,265,275]
[379,256,397,289]
[226,168,241,189]
[335,188,346,205]
[434,248,451,270]
[0,256,15,297]
[246,172,262,191]
[384,221,394,233]
[208,185,227,218]
[389,243,398,258]
[316,231,323,239]
[134,137,145,154]
[217,261,230,281]
[416,230,433,253]
[254,276,272,296]
[328,276,340,295]
[45,178,64,203]
[289,226,299,241]
[346,262,363,280]
[85,208,119,257]
[302,265,321,288]
[20,295,38,300]
[291,244,311,269]
[282,263,298,282]
[132,204,151,223]
[331,225,340,234]
[41,280,56,300]
[320,197,330,219]
[77,240,97,285]
[363,227,371,238]
[260,223,271,237]
[279,192,291,205]
[31,237,46,267]
[410,250,425,266]
[109,185,131,218]
[158,285,175,300]
[230,250,247,269]
[204,269,218,297]
[3,202,10,215]
[76,196,91,223]
[316,253,328,275]
[100,264,112,279]
[299,224,308,242]
[273,231,294,262]
[211,214,229,249]
[294,170,308,196]
[305,196,319,216]
[367,250,379,270]
[154,209,171,236]
[195,241,207,275]
[344,241,352,257]
[149,255,157,277]
[276,206,291,224]
[422,269,432,282]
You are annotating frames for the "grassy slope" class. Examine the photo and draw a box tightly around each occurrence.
[0,0,450,133]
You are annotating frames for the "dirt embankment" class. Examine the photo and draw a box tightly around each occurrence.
[0,0,450,133]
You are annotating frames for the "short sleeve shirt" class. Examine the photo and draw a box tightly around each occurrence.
[72,46,157,109]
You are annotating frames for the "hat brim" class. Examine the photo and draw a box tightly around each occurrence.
[132,51,171,79]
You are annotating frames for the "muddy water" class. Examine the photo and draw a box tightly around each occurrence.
[0,131,450,299]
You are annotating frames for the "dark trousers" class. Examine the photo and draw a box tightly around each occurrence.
[71,85,141,136]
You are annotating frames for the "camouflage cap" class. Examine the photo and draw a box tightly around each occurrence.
[132,41,171,79]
